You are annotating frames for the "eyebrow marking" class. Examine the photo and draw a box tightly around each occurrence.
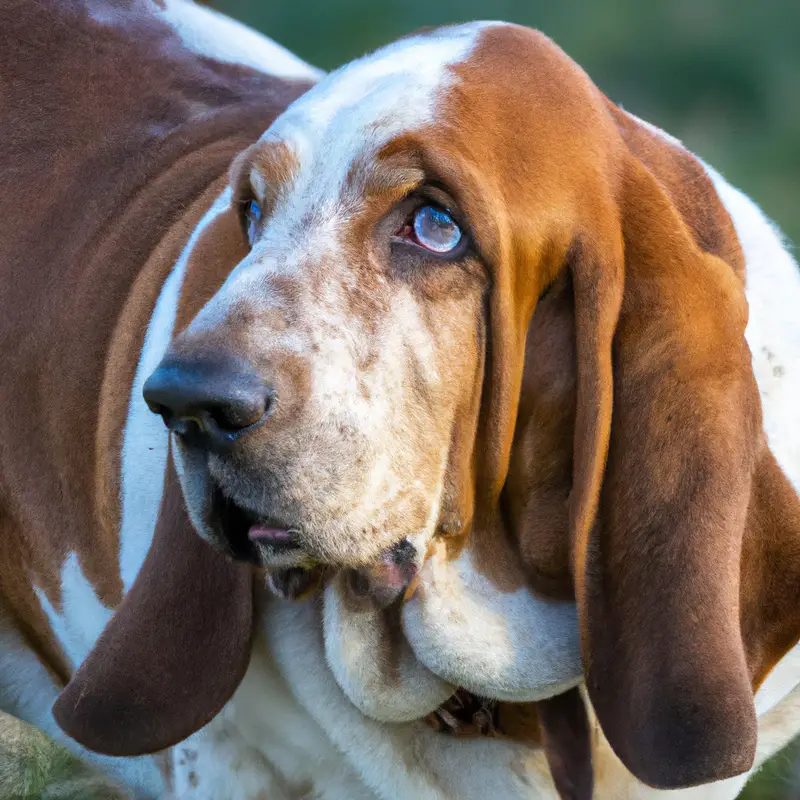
[253,140,301,190]
[342,142,426,206]
[233,140,302,220]
[359,161,426,204]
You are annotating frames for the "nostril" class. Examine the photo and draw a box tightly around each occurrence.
[207,407,238,433]
[146,403,174,429]
[205,391,272,434]
[142,354,274,448]
[146,400,203,441]
[171,417,201,438]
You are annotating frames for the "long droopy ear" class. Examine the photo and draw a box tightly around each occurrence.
[53,455,254,756]
[569,152,762,788]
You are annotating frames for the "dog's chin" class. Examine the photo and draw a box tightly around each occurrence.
[173,450,429,603]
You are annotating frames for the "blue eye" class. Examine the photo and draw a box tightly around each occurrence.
[411,206,462,254]
[245,199,261,246]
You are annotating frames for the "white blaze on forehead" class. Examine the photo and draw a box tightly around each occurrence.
[257,22,502,201]
[199,22,508,307]
[202,22,503,312]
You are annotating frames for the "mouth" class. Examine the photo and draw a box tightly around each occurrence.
[209,483,304,567]
[206,480,422,606]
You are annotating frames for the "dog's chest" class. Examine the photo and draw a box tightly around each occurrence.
[169,620,376,800]
[169,598,560,800]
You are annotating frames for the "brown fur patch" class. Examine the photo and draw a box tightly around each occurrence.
[0,0,309,712]
[54,456,254,755]
[399,21,800,791]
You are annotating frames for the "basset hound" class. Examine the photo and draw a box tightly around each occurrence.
[2,4,799,799]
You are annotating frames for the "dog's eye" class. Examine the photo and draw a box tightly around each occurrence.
[244,199,261,246]
[409,205,462,253]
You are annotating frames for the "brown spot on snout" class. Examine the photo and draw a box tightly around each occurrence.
[342,539,420,610]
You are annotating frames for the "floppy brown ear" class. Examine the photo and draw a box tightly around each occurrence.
[537,688,593,800]
[568,153,762,788]
[53,455,254,756]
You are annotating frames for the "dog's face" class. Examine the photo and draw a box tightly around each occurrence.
[147,27,500,571]
[147,22,634,576]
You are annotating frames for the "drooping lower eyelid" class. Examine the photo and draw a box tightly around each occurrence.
[390,232,471,261]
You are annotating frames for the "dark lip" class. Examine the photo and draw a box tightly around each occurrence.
[209,484,301,564]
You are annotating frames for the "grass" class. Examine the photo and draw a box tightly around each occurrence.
[0,713,128,799]
[739,735,800,800]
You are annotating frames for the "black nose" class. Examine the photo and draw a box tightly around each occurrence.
[143,353,272,452]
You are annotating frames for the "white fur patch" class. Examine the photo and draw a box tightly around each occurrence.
[154,0,323,81]
[0,622,61,732]
[402,548,582,701]
[261,598,557,799]
[322,576,454,722]
[34,555,114,673]
[173,627,373,799]
[120,188,232,591]
[755,642,800,717]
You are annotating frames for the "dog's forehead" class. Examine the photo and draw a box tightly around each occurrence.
[257,22,502,190]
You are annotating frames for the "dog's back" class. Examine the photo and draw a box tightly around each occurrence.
[0,1,312,792]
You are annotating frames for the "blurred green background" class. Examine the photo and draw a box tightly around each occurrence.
[206,1,798,797]
[211,0,800,250]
